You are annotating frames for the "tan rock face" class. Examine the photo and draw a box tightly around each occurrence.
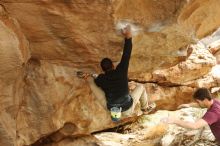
[17,59,114,145]
[0,0,220,146]
[3,0,218,73]
[152,45,216,84]
[0,4,30,146]
[178,0,220,38]
[145,84,195,110]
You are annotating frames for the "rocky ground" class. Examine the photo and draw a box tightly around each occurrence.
[94,108,219,146]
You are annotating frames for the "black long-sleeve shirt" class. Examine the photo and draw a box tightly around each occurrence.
[95,38,133,111]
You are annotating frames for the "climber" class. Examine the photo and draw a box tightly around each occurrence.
[77,25,156,120]
[162,88,220,144]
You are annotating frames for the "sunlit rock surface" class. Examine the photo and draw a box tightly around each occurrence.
[152,45,216,84]
[0,0,220,145]
[145,84,194,110]
[0,4,30,146]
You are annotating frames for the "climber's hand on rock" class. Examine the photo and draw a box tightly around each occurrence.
[121,25,132,39]
[91,73,98,79]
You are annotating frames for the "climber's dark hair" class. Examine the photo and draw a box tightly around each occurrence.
[193,88,212,101]
[100,58,113,72]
